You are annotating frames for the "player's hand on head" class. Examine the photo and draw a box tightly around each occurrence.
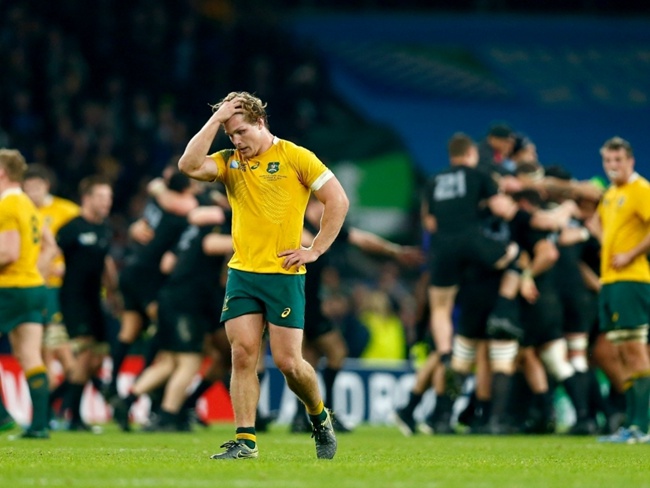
[278,247,320,271]
[214,97,244,123]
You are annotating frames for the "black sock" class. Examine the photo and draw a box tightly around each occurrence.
[402,392,423,417]
[563,374,590,421]
[49,380,69,406]
[322,367,339,409]
[490,373,511,424]
[429,393,452,423]
[67,383,85,423]
[109,340,131,390]
[182,379,214,411]
[586,370,610,418]
[440,353,452,368]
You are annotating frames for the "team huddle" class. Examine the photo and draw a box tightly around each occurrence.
[1,92,649,457]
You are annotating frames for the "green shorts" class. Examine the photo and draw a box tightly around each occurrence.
[599,281,650,332]
[44,286,63,324]
[0,286,47,333]
[221,268,305,329]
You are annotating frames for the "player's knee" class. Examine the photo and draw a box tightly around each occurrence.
[489,340,518,373]
[566,335,589,373]
[540,339,574,382]
[452,336,476,374]
[272,353,303,377]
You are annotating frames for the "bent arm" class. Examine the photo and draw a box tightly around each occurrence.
[0,230,20,267]
[310,177,349,257]
[37,226,59,277]
[178,113,223,181]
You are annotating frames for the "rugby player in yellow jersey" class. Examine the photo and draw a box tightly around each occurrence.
[179,91,349,460]
[23,164,80,399]
[0,149,57,439]
[587,137,650,444]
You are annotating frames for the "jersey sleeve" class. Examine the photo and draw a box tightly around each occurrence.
[208,150,231,183]
[293,146,332,190]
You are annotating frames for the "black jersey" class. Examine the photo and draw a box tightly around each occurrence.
[57,215,112,301]
[424,165,498,234]
[509,209,557,290]
[167,216,232,291]
[304,218,350,295]
[555,218,589,294]
[125,199,189,270]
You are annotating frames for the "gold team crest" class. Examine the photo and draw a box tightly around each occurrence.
[267,162,280,174]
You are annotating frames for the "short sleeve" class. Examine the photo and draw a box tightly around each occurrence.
[294,146,331,190]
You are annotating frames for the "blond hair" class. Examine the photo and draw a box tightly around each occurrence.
[211,91,268,126]
[0,149,28,182]
[600,136,633,158]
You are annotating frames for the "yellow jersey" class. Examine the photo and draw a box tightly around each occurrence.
[38,195,80,287]
[210,137,332,274]
[598,173,650,284]
[0,188,45,288]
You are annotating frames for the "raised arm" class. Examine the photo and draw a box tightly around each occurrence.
[178,97,243,181]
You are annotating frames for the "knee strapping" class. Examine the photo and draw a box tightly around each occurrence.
[566,335,589,372]
[489,341,518,363]
[452,336,476,373]
[540,340,574,382]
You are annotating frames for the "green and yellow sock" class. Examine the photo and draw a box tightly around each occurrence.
[26,365,49,431]
[307,400,327,424]
[236,427,256,449]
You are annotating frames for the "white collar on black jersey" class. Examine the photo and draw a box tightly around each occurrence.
[0,187,23,200]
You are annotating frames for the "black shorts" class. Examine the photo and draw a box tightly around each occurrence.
[457,271,501,340]
[557,288,598,334]
[520,291,563,347]
[119,264,166,316]
[304,296,335,342]
[61,298,107,341]
[429,231,509,288]
[157,299,211,353]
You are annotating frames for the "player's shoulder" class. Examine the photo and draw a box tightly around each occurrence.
[632,173,650,191]
[275,138,313,158]
[51,195,80,212]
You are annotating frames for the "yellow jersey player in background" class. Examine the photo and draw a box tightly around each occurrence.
[179,91,349,460]
[23,163,80,405]
[0,149,57,439]
[589,137,650,444]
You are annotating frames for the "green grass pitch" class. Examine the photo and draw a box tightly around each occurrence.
[2,423,649,488]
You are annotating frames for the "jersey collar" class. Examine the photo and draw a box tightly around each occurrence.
[0,187,23,200]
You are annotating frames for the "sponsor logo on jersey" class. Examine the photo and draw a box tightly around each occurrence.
[281,307,291,318]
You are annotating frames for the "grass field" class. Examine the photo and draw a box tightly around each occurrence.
[2,423,650,488]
